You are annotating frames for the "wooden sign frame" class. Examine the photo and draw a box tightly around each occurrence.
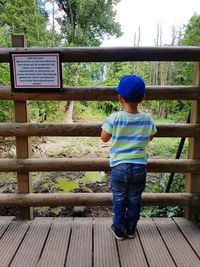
[9,52,63,92]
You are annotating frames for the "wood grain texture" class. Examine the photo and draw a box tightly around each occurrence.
[0,192,198,207]
[1,46,200,62]
[0,123,199,137]
[0,86,200,100]
[0,158,199,172]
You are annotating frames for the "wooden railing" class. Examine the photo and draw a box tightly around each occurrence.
[0,35,200,219]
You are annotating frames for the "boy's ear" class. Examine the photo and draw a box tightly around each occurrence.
[138,97,145,103]
[118,94,124,103]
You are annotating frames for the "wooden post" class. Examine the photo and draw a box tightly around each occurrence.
[12,35,33,220]
[185,62,200,219]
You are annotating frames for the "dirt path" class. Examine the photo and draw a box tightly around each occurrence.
[33,136,110,159]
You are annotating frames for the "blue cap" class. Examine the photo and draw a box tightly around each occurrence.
[116,75,146,101]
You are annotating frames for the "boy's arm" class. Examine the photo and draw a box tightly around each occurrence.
[101,114,114,142]
[149,115,157,141]
[101,130,112,142]
[150,135,154,141]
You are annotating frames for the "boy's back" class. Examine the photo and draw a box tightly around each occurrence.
[102,110,156,167]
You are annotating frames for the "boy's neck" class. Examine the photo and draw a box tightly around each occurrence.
[123,103,139,114]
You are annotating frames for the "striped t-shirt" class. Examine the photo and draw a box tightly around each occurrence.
[102,111,157,167]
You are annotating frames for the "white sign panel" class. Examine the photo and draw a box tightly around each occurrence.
[10,53,62,91]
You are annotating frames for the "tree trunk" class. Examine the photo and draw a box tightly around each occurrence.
[65,101,74,123]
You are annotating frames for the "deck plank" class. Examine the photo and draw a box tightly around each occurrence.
[65,218,93,267]
[0,216,15,238]
[38,218,72,267]
[10,218,52,267]
[0,216,15,221]
[173,217,200,259]
[0,221,30,267]
[137,218,175,267]
[154,218,200,267]
[118,230,148,267]
[94,218,120,267]
[0,216,199,267]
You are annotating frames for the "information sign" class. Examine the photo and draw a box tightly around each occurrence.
[9,52,62,91]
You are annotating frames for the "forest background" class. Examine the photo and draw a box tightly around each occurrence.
[0,0,200,218]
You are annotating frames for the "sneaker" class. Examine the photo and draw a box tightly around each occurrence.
[126,228,136,239]
[111,224,124,241]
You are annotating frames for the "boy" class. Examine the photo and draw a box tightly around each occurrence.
[101,75,157,240]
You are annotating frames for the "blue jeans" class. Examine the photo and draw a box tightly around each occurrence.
[111,163,146,232]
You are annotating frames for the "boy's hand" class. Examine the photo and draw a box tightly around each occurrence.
[101,130,112,142]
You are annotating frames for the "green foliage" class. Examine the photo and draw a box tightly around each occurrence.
[97,101,119,115]
[56,0,122,46]
[0,64,10,86]
[193,212,200,222]
[0,0,50,47]
[62,63,105,86]
[176,13,200,87]
[142,100,190,122]
[175,62,194,85]
[141,206,183,218]
[0,27,11,86]
[0,0,51,107]
[73,101,106,120]
[29,101,65,122]
[104,62,150,86]
[149,137,188,159]
[182,13,200,45]
[142,172,185,218]
[0,26,10,47]
[0,101,14,122]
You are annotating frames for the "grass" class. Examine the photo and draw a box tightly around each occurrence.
[148,137,188,159]
[0,172,16,182]
[74,103,106,121]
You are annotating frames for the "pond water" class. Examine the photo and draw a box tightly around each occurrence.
[40,171,106,193]
[78,171,106,184]
[54,171,106,193]
[55,178,79,192]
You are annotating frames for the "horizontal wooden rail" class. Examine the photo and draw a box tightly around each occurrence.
[0,123,199,137]
[0,158,199,173]
[1,47,200,62]
[0,193,199,207]
[0,86,200,101]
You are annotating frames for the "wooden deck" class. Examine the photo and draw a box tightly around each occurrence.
[0,217,199,267]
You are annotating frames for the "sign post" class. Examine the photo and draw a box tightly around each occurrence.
[12,36,33,220]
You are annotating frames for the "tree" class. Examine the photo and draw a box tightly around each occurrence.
[175,14,200,86]
[0,0,53,123]
[46,0,63,47]
[56,0,122,46]
[55,0,123,122]
[0,0,50,47]
[182,13,200,46]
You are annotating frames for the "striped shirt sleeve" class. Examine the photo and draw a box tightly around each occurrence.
[102,113,115,134]
[149,115,157,135]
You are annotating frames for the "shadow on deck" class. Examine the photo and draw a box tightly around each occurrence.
[0,216,199,267]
